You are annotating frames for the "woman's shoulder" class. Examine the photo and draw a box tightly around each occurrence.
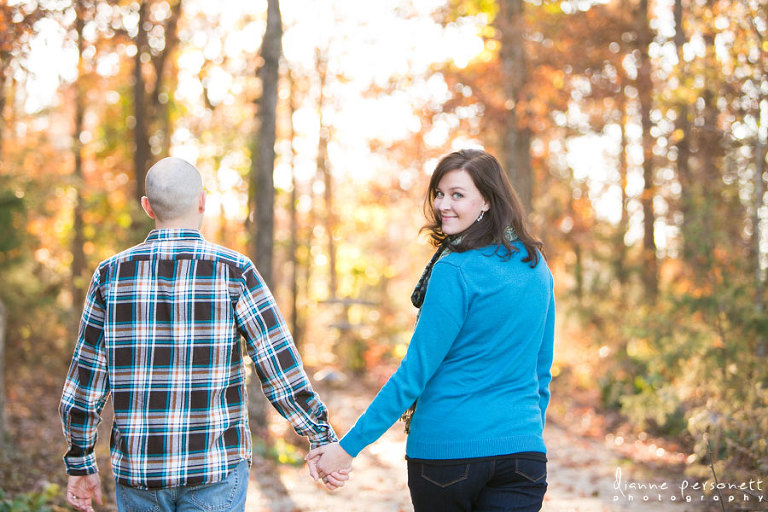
[437,246,504,272]
[443,243,550,273]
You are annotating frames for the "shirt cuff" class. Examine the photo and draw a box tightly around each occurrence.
[308,428,339,449]
[64,453,98,475]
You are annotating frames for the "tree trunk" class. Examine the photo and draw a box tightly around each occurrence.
[699,21,720,275]
[288,70,300,345]
[71,1,87,309]
[0,70,5,162]
[636,0,658,298]
[756,120,765,357]
[673,0,690,245]
[672,0,697,285]
[752,26,766,357]
[133,1,150,206]
[0,300,6,442]
[0,63,5,445]
[315,49,337,298]
[497,0,532,213]
[150,0,183,158]
[250,0,282,290]
[614,94,630,286]
[297,185,315,349]
[247,0,282,432]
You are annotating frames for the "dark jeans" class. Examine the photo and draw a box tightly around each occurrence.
[407,453,547,512]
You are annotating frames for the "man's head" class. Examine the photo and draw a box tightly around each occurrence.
[141,158,205,228]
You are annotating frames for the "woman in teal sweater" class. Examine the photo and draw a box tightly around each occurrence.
[309,149,555,511]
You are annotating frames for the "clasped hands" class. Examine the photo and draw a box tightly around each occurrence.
[305,442,354,491]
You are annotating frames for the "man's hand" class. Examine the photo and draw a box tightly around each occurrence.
[306,443,354,491]
[66,474,103,512]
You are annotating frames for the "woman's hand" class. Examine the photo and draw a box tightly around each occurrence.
[306,442,354,490]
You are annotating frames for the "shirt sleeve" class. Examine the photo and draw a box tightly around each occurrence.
[340,261,468,457]
[537,278,555,427]
[59,269,110,475]
[234,263,337,448]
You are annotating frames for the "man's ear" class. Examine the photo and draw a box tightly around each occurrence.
[198,191,206,213]
[141,196,156,219]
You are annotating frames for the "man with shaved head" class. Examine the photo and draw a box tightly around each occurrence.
[59,158,343,512]
[143,157,204,223]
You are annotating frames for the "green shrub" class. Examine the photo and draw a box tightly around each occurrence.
[0,484,59,512]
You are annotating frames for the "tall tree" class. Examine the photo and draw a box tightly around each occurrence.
[672,0,695,271]
[287,69,300,343]
[615,94,631,287]
[739,0,766,355]
[247,0,282,432]
[0,1,39,445]
[0,299,5,442]
[249,0,282,289]
[70,0,89,310]
[133,1,150,205]
[756,114,765,356]
[131,0,184,206]
[150,0,182,160]
[695,0,723,279]
[497,0,532,213]
[635,0,658,297]
[315,48,337,298]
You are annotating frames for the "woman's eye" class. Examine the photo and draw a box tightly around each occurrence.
[435,191,444,198]
[452,193,463,199]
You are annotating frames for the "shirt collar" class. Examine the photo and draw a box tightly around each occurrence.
[145,229,205,243]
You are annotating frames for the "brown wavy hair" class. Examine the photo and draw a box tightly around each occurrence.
[422,149,544,266]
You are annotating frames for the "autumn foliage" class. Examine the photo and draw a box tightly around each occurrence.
[0,0,766,504]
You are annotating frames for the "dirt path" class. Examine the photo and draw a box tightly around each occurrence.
[4,373,743,511]
[243,385,702,512]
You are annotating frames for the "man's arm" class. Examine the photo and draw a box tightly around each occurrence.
[234,263,337,448]
[59,269,110,475]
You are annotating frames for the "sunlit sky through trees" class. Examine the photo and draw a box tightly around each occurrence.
[4,0,768,484]
[11,0,768,257]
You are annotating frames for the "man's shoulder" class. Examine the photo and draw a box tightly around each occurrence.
[198,239,254,272]
[95,238,254,275]
[96,241,149,270]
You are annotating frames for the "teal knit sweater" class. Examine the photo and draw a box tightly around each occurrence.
[340,243,555,460]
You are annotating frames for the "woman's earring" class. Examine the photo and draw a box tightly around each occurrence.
[476,210,485,222]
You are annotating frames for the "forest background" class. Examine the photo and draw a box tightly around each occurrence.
[0,0,766,508]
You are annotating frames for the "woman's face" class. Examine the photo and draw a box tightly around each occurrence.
[433,169,488,236]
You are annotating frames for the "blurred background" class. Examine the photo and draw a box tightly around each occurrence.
[0,0,766,509]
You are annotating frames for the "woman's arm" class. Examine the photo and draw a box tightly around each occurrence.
[537,280,556,427]
[339,261,469,458]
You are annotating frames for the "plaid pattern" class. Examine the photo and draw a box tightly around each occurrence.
[60,229,336,489]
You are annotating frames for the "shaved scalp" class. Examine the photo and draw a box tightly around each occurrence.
[144,158,203,221]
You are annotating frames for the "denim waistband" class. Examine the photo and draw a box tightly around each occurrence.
[406,451,547,465]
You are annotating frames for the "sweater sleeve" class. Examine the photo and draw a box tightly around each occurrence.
[537,280,555,427]
[340,261,468,457]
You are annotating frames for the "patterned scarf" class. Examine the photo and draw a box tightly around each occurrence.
[401,227,519,433]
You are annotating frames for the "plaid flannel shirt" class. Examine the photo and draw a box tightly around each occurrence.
[59,229,337,489]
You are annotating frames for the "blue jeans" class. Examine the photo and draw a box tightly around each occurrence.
[115,461,249,512]
[407,453,547,512]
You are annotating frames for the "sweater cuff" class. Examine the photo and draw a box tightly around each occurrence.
[339,431,365,458]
